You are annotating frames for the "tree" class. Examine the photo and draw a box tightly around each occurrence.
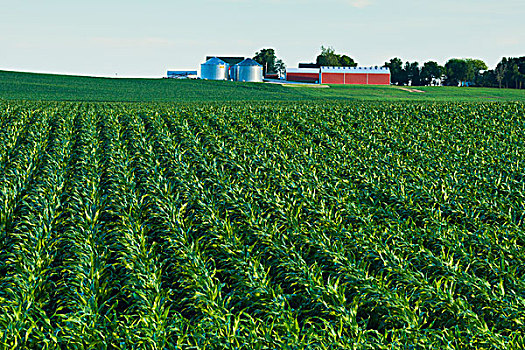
[444,58,486,86]
[444,59,469,86]
[316,46,340,66]
[477,70,498,88]
[516,57,525,89]
[405,61,421,86]
[316,46,357,67]
[510,63,525,89]
[495,58,508,88]
[384,58,405,85]
[274,59,286,78]
[339,55,358,67]
[420,61,444,86]
[507,57,525,89]
[466,59,488,73]
[253,48,277,76]
[478,56,524,89]
[465,59,488,85]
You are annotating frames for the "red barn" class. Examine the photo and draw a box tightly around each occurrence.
[286,68,320,83]
[320,66,390,85]
[264,73,279,79]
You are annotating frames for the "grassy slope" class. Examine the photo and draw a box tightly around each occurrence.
[1,70,525,102]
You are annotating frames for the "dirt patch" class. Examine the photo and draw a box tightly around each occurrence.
[397,87,426,93]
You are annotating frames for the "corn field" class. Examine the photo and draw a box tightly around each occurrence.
[1,101,524,349]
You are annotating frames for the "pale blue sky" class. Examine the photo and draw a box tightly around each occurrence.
[1,0,523,77]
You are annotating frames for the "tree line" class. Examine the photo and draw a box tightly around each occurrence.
[384,57,525,88]
[252,46,525,88]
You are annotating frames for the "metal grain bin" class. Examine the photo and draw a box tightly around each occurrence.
[201,57,228,80]
[237,58,263,82]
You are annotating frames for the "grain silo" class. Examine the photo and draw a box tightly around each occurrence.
[237,58,263,82]
[201,57,228,80]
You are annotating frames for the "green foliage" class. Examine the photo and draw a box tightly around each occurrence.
[404,61,421,86]
[1,100,525,348]
[274,59,286,78]
[420,61,444,86]
[444,58,488,86]
[444,59,469,86]
[384,58,407,85]
[496,57,525,89]
[254,48,286,77]
[316,46,357,67]
[386,59,445,87]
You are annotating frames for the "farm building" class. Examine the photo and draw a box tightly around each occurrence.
[319,66,390,85]
[285,66,391,85]
[166,71,197,79]
[264,72,279,79]
[286,68,320,83]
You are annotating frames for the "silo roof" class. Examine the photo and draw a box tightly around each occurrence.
[238,58,262,66]
[203,57,226,65]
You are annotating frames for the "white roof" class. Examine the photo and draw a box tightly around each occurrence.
[321,66,390,74]
[286,68,319,74]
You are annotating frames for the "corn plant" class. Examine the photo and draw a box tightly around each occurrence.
[1,100,524,349]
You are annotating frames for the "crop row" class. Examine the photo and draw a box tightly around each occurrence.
[0,100,524,349]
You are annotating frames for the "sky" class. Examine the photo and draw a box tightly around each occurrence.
[1,0,523,77]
